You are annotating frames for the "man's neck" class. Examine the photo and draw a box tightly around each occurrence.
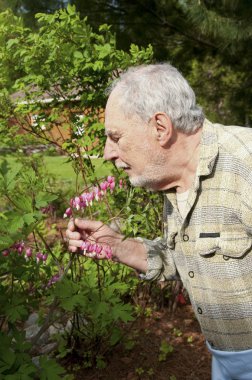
[163,128,203,193]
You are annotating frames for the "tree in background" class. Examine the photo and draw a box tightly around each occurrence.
[175,0,252,126]
[1,0,252,126]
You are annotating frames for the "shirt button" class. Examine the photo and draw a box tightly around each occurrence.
[223,255,230,261]
[183,234,189,241]
[197,307,203,314]
[188,271,194,278]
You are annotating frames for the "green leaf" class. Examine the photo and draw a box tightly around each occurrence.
[35,192,58,208]
[66,4,76,15]
[5,302,28,323]
[111,304,134,323]
[5,165,22,190]
[4,363,37,380]
[23,213,37,225]
[14,197,33,212]
[39,357,66,380]
[8,215,24,234]
[73,51,83,59]
[0,334,15,374]
[93,61,104,71]
[109,327,122,346]
[0,235,14,251]
[98,43,112,59]
[6,38,19,49]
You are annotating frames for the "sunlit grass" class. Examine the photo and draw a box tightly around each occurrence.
[0,155,112,181]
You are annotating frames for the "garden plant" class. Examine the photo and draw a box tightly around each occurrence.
[0,5,166,379]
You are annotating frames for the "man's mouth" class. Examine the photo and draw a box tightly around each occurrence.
[116,164,130,171]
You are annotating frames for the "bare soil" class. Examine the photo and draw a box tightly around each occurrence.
[71,304,211,380]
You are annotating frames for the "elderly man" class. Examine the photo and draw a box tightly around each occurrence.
[66,63,252,380]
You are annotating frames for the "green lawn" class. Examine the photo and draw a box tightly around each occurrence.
[44,156,112,180]
[0,155,113,186]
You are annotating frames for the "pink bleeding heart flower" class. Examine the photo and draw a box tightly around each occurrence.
[14,241,25,255]
[74,196,81,210]
[2,249,9,257]
[107,175,115,184]
[47,273,60,288]
[109,181,115,192]
[36,252,44,263]
[81,241,90,254]
[86,192,94,206]
[103,246,113,260]
[94,187,102,201]
[100,181,108,193]
[63,207,72,218]
[25,247,33,260]
[88,244,95,253]
[95,245,103,255]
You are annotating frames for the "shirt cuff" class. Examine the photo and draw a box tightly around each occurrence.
[135,237,168,281]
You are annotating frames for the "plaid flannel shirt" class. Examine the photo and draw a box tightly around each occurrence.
[141,119,252,351]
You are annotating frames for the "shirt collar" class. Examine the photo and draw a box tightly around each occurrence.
[196,118,219,178]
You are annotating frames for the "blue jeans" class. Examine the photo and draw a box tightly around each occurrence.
[207,342,252,380]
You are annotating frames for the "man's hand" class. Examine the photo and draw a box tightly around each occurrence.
[66,218,123,260]
[66,218,148,272]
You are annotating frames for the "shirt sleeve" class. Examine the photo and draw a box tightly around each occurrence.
[136,237,179,282]
[241,179,252,235]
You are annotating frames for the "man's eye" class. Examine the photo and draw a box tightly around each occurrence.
[111,136,119,143]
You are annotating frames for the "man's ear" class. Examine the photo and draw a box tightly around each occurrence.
[151,113,174,147]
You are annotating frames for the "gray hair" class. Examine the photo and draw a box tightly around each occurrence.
[107,63,204,133]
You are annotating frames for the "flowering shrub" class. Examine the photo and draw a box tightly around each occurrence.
[63,175,124,259]
[0,5,166,377]
[63,175,117,216]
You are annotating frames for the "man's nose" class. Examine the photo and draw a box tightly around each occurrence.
[103,139,118,161]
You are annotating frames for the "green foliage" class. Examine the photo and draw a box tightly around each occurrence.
[158,340,174,362]
[172,327,182,337]
[0,5,163,378]
[170,376,177,380]
[135,367,145,376]
[39,356,72,380]
[0,158,57,250]
[0,5,153,163]
[46,262,136,364]
[176,0,252,126]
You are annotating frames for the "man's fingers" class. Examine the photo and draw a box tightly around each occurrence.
[69,245,78,253]
[69,239,84,248]
[75,218,103,232]
[67,218,75,232]
[66,231,81,240]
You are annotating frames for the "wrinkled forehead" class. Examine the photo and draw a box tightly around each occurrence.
[105,88,146,130]
[105,87,124,116]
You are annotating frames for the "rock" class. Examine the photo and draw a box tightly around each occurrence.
[32,356,40,368]
[48,323,65,337]
[39,342,58,355]
[25,313,39,328]
[25,324,40,340]
[25,324,49,345]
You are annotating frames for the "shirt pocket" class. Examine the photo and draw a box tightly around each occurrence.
[196,232,252,259]
[195,236,220,257]
[218,232,252,259]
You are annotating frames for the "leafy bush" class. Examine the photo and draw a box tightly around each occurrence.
[0,4,164,377]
